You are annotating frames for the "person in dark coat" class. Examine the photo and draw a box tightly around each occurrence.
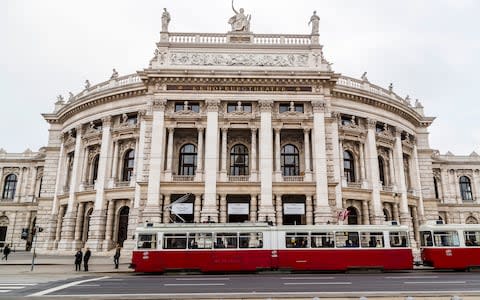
[2,244,11,261]
[74,249,83,271]
[83,248,91,271]
[113,244,121,269]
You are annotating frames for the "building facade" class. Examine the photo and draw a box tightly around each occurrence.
[1,9,479,253]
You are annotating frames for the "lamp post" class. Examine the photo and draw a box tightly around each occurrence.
[30,226,43,271]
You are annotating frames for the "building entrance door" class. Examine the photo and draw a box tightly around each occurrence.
[117,206,129,246]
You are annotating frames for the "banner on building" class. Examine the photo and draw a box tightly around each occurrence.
[172,203,193,214]
[283,203,305,215]
[228,203,249,215]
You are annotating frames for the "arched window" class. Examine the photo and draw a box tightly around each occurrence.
[122,149,135,181]
[230,144,249,175]
[281,144,299,176]
[2,174,17,199]
[91,154,100,184]
[179,144,197,176]
[383,208,391,221]
[460,176,473,201]
[378,156,385,185]
[343,150,355,182]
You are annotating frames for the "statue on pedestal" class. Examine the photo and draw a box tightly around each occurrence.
[308,11,320,35]
[161,8,171,32]
[228,0,251,32]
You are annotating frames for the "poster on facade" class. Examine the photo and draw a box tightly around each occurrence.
[283,203,305,215]
[172,203,193,214]
[228,203,249,215]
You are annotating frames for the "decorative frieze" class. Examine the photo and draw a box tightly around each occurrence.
[168,52,309,67]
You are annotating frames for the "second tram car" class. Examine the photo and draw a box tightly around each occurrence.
[131,222,413,273]
[420,222,480,270]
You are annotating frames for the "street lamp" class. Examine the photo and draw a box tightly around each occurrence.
[30,226,43,271]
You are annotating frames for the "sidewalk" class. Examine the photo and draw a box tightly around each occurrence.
[0,251,133,275]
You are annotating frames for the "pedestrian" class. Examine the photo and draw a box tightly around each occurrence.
[74,248,83,271]
[83,248,91,271]
[2,244,11,261]
[113,244,121,269]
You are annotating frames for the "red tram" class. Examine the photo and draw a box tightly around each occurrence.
[420,223,480,270]
[131,222,413,273]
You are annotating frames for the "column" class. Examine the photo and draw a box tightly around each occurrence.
[250,128,257,181]
[330,113,342,209]
[201,99,220,221]
[393,129,411,226]
[73,202,85,249]
[86,116,113,251]
[165,127,174,180]
[274,127,282,181]
[59,125,83,249]
[55,205,66,243]
[473,170,480,202]
[103,200,115,249]
[16,168,25,202]
[392,202,400,223]
[194,194,201,223]
[258,100,275,222]
[163,194,171,223]
[304,128,312,181]
[195,127,204,181]
[80,147,89,188]
[412,142,425,221]
[365,119,383,224]
[440,168,450,203]
[362,201,370,225]
[28,166,38,202]
[339,140,346,187]
[275,194,283,225]
[250,194,257,222]
[359,142,367,186]
[219,194,227,223]
[306,195,313,225]
[220,127,228,181]
[143,99,167,223]
[388,149,396,189]
[311,100,331,223]
[48,138,65,247]
[110,141,119,184]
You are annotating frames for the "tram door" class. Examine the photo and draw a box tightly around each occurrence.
[117,206,129,246]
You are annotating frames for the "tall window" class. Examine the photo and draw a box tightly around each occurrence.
[343,150,355,182]
[230,144,249,175]
[179,144,197,176]
[433,177,440,199]
[91,154,100,184]
[378,156,385,185]
[2,174,17,199]
[460,176,473,201]
[122,149,135,181]
[281,144,299,176]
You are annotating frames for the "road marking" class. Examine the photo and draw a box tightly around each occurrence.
[75,284,100,287]
[0,290,12,293]
[385,276,439,279]
[175,278,230,281]
[0,286,27,289]
[27,276,110,297]
[164,283,225,286]
[0,283,38,286]
[404,281,466,284]
[284,282,352,285]
[281,277,335,280]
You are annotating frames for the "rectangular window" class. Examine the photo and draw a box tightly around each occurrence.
[175,103,184,112]
[341,116,353,125]
[464,231,480,246]
[294,104,304,113]
[227,103,236,113]
[190,103,200,113]
[285,232,309,248]
[335,231,359,248]
[279,104,289,113]
[360,232,384,248]
[137,234,157,249]
[420,231,433,246]
[239,232,263,248]
[227,103,252,113]
[311,232,335,248]
[187,233,212,249]
[214,232,238,248]
[163,233,187,249]
[390,231,409,247]
[433,231,460,247]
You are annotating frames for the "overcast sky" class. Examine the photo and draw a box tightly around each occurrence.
[1,0,479,155]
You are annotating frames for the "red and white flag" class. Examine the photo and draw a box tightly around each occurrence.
[337,209,349,221]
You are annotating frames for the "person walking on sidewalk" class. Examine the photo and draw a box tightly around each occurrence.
[1,244,11,261]
[113,244,121,269]
[83,247,91,271]
[74,248,83,271]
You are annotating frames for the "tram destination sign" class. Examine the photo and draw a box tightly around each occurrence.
[166,85,312,92]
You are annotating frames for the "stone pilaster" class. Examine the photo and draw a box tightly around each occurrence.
[250,128,257,181]
[220,127,228,181]
[195,127,204,181]
[219,194,227,223]
[258,100,275,222]
[394,129,411,227]
[365,118,383,224]
[250,194,257,222]
[165,127,174,180]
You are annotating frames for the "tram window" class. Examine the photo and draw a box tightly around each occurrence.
[464,231,480,246]
[239,232,263,248]
[420,231,433,246]
[286,232,309,248]
[215,233,238,248]
[187,233,212,249]
[137,234,157,249]
[360,232,384,248]
[390,231,409,247]
[335,232,359,248]
[310,232,335,248]
[433,231,460,247]
[163,233,187,249]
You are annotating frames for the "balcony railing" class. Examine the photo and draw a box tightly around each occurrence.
[115,180,131,188]
[283,176,304,182]
[228,175,250,182]
[172,175,194,182]
[346,181,362,188]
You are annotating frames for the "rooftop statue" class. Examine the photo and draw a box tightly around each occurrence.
[228,0,251,32]
[161,8,171,32]
[110,68,119,79]
[308,11,320,35]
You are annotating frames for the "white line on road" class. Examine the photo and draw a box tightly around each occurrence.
[284,282,352,285]
[0,283,37,286]
[175,278,230,281]
[281,277,335,280]
[75,284,100,287]
[0,286,28,289]
[404,281,467,284]
[0,290,12,293]
[385,276,439,279]
[164,283,225,286]
[27,276,110,297]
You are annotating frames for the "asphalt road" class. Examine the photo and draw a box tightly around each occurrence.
[3,271,480,299]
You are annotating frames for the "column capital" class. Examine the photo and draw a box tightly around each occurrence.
[311,100,326,113]
[366,118,377,129]
[274,127,282,133]
[151,96,167,111]
[168,126,175,133]
[303,127,311,134]
[258,100,274,112]
[102,116,112,127]
[250,127,258,134]
[206,99,221,112]
[197,126,205,132]
[221,127,228,133]
[330,111,341,120]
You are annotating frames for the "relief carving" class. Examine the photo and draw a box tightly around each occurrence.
[169,52,309,67]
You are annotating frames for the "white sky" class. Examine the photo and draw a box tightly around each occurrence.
[1,0,479,155]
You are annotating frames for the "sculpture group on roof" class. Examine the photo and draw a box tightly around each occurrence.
[228,0,251,32]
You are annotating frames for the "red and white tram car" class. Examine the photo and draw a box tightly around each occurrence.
[420,222,480,270]
[131,222,413,273]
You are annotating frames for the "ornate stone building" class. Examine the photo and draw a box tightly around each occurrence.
[1,8,479,252]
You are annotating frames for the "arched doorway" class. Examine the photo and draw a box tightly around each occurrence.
[0,216,9,247]
[117,206,129,246]
[347,206,359,225]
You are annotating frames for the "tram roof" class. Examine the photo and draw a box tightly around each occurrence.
[419,223,480,231]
